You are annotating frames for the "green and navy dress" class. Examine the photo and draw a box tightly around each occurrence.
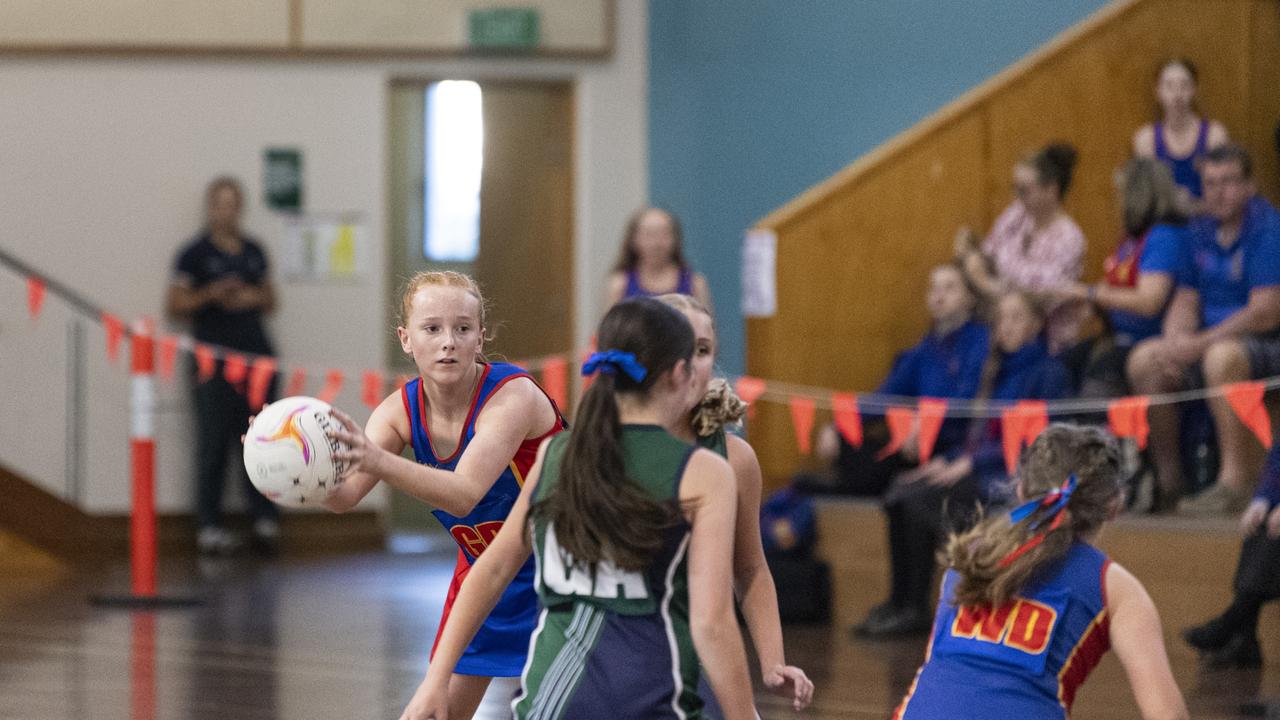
[516,425,704,719]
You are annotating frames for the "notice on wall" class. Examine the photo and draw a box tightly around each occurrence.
[278,213,370,281]
[741,228,777,318]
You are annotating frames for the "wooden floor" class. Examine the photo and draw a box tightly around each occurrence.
[1,513,1279,720]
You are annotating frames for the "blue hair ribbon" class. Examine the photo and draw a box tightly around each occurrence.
[1008,474,1078,529]
[582,350,648,383]
[998,474,1078,568]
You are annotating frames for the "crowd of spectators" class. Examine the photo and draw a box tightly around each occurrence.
[800,58,1280,643]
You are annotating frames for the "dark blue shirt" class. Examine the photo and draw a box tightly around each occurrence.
[963,339,1072,488]
[171,234,274,354]
[1107,223,1187,345]
[879,320,989,456]
[1179,196,1280,329]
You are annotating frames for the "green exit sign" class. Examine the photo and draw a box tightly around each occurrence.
[468,8,540,51]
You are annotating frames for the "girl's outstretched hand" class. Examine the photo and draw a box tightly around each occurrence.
[764,664,815,711]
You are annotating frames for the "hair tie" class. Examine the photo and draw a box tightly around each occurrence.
[998,474,1078,568]
[582,350,647,383]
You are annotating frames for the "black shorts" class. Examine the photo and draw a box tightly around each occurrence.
[1245,333,1280,379]
[1184,333,1280,389]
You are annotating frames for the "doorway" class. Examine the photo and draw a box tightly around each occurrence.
[385,79,575,539]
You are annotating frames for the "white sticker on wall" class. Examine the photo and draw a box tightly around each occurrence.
[742,228,777,318]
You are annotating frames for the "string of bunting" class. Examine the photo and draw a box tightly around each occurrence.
[7,262,1278,477]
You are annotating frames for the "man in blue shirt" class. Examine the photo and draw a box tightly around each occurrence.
[1127,145,1280,516]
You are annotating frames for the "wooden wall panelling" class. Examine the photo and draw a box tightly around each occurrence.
[749,113,987,482]
[1247,0,1280,202]
[748,0,1278,486]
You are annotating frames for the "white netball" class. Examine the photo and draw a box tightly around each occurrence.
[243,396,349,508]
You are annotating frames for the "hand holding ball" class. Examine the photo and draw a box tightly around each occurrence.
[243,396,349,508]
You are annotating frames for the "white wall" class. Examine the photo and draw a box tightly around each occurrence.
[0,1,646,514]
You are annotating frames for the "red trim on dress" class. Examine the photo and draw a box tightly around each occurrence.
[420,364,492,464]
[1057,610,1111,711]
[430,549,471,660]
[474,372,567,467]
[400,382,413,424]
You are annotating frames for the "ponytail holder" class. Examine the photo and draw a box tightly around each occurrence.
[582,350,647,383]
[998,474,1078,568]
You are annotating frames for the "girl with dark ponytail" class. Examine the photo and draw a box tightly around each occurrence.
[401,297,757,720]
[894,424,1187,720]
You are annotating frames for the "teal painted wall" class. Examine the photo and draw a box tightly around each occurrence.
[649,0,1112,374]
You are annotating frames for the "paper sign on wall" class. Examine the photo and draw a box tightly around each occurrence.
[279,213,370,281]
[742,228,777,318]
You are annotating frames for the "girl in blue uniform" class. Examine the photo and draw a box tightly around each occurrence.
[325,271,565,719]
[606,207,711,308]
[1132,57,1228,205]
[894,425,1187,720]
[399,297,756,719]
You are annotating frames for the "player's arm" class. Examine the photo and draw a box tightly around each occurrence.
[167,282,220,318]
[1197,286,1280,346]
[331,378,552,517]
[1161,287,1200,337]
[691,273,713,313]
[682,449,756,720]
[1105,562,1189,720]
[1132,124,1155,157]
[226,278,276,314]
[224,247,278,314]
[1206,120,1229,149]
[324,392,410,512]
[725,435,812,710]
[399,442,545,720]
[1093,272,1175,318]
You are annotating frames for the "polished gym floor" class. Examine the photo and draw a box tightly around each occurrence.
[1,532,1278,719]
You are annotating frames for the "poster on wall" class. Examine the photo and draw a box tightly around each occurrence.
[742,228,777,317]
[278,213,370,281]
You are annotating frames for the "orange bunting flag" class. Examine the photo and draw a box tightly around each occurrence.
[832,392,862,448]
[223,353,248,387]
[1224,382,1273,449]
[26,277,45,320]
[102,312,124,361]
[735,376,767,419]
[247,358,277,411]
[1108,396,1151,449]
[916,398,949,463]
[362,370,385,409]
[194,344,216,382]
[877,406,917,460]
[1001,400,1049,475]
[788,396,817,455]
[157,336,179,380]
[317,370,345,404]
[284,368,308,398]
[541,357,569,410]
